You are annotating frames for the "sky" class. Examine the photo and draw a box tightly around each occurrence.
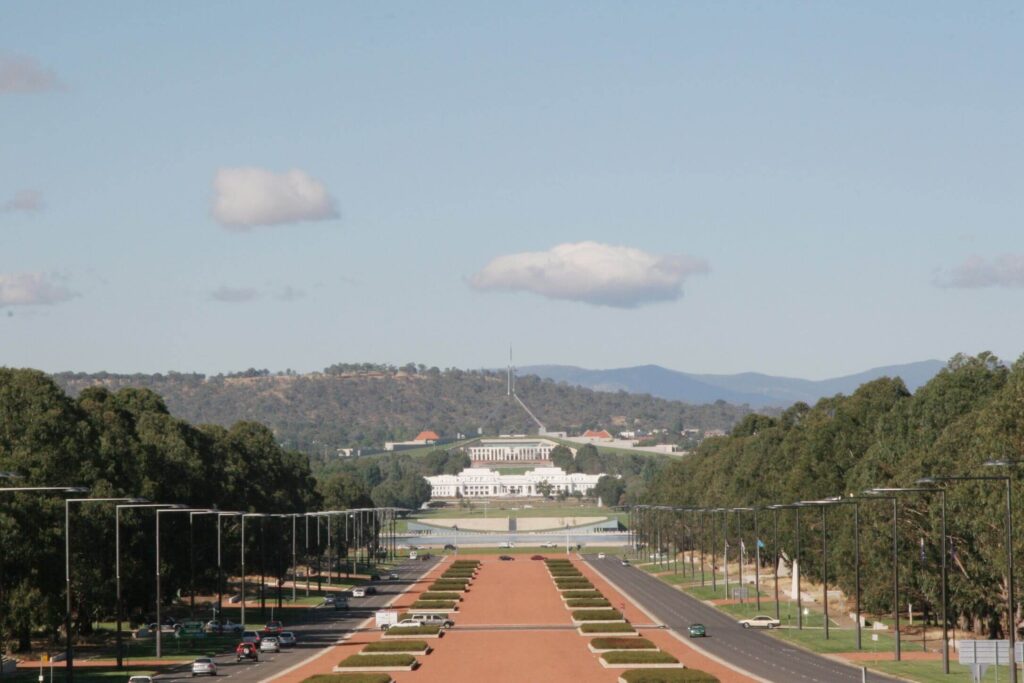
[2,2,1022,380]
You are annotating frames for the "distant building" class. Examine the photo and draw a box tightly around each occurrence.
[466,438,559,463]
[582,429,613,440]
[425,466,603,498]
[413,430,440,443]
[385,428,444,451]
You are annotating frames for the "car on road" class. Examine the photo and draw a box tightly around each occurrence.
[191,658,217,676]
[240,630,262,644]
[620,559,630,566]
[278,631,297,647]
[498,555,514,561]
[597,553,606,559]
[260,636,281,653]
[128,676,153,683]
[204,619,243,634]
[352,586,376,597]
[389,619,423,630]
[263,620,284,634]
[235,642,259,662]
[688,623,707,638]
[228,594,242,604]
[333,596,349,610]
[539,542,557,548]
[388,572,400,579]
[443,544,457,551]
[409,613,455,628]
[739,615,781,629]
[498,541,514,548]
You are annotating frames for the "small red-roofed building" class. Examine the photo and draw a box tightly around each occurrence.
[413,430,440,444]
[582,429,612,440]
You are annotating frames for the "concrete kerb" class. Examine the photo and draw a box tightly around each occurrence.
[260,557,446,683]
[579,554,772,683]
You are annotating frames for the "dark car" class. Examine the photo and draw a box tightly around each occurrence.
[688,623,707,638]
[262,620,284,634]
[530,555,545,560]
[235,642,259,662]
[444,544,457,551]
[499,555,514,561]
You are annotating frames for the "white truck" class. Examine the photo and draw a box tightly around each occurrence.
[375,610,400,631]
[408,550,418,560]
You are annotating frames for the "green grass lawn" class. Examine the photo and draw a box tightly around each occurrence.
[717,601,835,628]
[869,660,1018,682]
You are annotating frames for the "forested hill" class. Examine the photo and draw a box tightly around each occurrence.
[51,365,753,459]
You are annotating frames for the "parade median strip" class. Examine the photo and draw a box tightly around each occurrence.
[333,654,418,672]
[600,651,683,669]
[302,675,394,683]
[588,637,657,653]
[362,641,431,655]
[619,670,720,683]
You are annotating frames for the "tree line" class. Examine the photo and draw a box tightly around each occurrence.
[645,352,1024,637]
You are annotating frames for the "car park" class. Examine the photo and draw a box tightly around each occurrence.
[278,631,296,647]
[739,615,781,629]
[688,623,707,637]
[260,636,280,653]
[191,658,217,676]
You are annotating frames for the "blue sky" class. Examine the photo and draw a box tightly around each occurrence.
[2,2,1021,379]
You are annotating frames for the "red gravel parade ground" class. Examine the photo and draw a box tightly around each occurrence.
[269,554,753,683]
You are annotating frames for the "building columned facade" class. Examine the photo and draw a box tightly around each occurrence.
[466,438,559,463]
[425,466,603,499]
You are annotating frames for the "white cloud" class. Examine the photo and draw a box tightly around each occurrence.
[468,241,709,308]
[211,167,338,229]
[0,272,75,307]
[2,189,44,212]
[935,254,1024,289]
[0,54,62,94]
[209,286,259,303]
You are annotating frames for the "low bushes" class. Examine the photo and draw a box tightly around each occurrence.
[601,651,678,665]
[337,653,417,668]
[562,590,604,599]
[580,623,636,634]
[420,592,461,601]
[572,609,624,621]
[621,671,719,683]
[409,600,457,610]
[441,572,474,579]
[566,598,611,608]
[302,675,393,683]
[384,625,441,636]
[557,581,595,590]
[429,581,468,591]
[363,640,429,653]
[590,637,655,650]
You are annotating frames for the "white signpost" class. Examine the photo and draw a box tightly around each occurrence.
[958,640,1024,683]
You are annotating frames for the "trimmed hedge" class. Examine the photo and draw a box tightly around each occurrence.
[590,637,655,650]
[556,582,594,590]
[409,600,456,609]
[337,653,417,667]
[550,571,583,578]
[384,625,441,636]
[420,592,461,601]
[621,671,719,683]
[572,609,624,621]
[363,640,429,653]
[562,590,604,599]
[429,582,468,591]
[580,623,636,633]
[602,651,679,665]
[302,675,393,683]
[566,598,611,608]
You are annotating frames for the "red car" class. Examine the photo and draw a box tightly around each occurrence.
[236,642,259,662]
[263,620,284,634]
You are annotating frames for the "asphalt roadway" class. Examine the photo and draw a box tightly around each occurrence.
[153,557,439,683]
[585,555,900,683]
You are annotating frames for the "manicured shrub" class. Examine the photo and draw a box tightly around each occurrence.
[590,637,655,650]
[550,570,583,577]
[420,592,461,601]
[572,609,624,621]
[567,598,612,608]
[621,671,718,683]
[451,560,479,566]
[363,640,429,653]
[580,623,636,633]
[384,625,442,636]
[601,651,678,665]
[562,590,604,599]
[429,581,468,591]
[303,674,393,683]
[336,653,417,668]
[409,600,456,609]
[556,581,593,589]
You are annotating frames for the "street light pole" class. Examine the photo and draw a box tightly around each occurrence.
[240,513,268,630]
[156,508,210,658]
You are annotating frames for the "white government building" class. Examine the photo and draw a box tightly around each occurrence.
[466,438,560,463]
[425,466,603,498]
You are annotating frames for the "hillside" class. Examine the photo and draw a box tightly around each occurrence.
[51,365,754,461]
[521,359,945,407]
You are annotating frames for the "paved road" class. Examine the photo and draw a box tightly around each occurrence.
[154,558,439,683]
[585,555,899,683]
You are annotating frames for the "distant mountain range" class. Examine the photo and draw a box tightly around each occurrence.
[520,360,947,408]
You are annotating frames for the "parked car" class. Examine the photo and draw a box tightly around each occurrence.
[443,544,457,551]
[530,555,545,560]
[235,642,259,663]
[498,555,514,561]
[263,620,284,634]
[228,594,242,604]
[688,623,707,638]
[387,572,400,579]
[539,543,557,548]
[128,676,153,683]
[240,630,262,644]
[352,587,367,597]
[278,631,297,647]
[498,541,514,548]
[333,596,349,610]
[620,559,631,566]
[739,615,781,629]
[259,636,281,653]
[191,658,217,677]
[597,553,606,559]
[389,619,423,630]
[409,613,455,628]
[323,594,336,604]
[205,620,243,634]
